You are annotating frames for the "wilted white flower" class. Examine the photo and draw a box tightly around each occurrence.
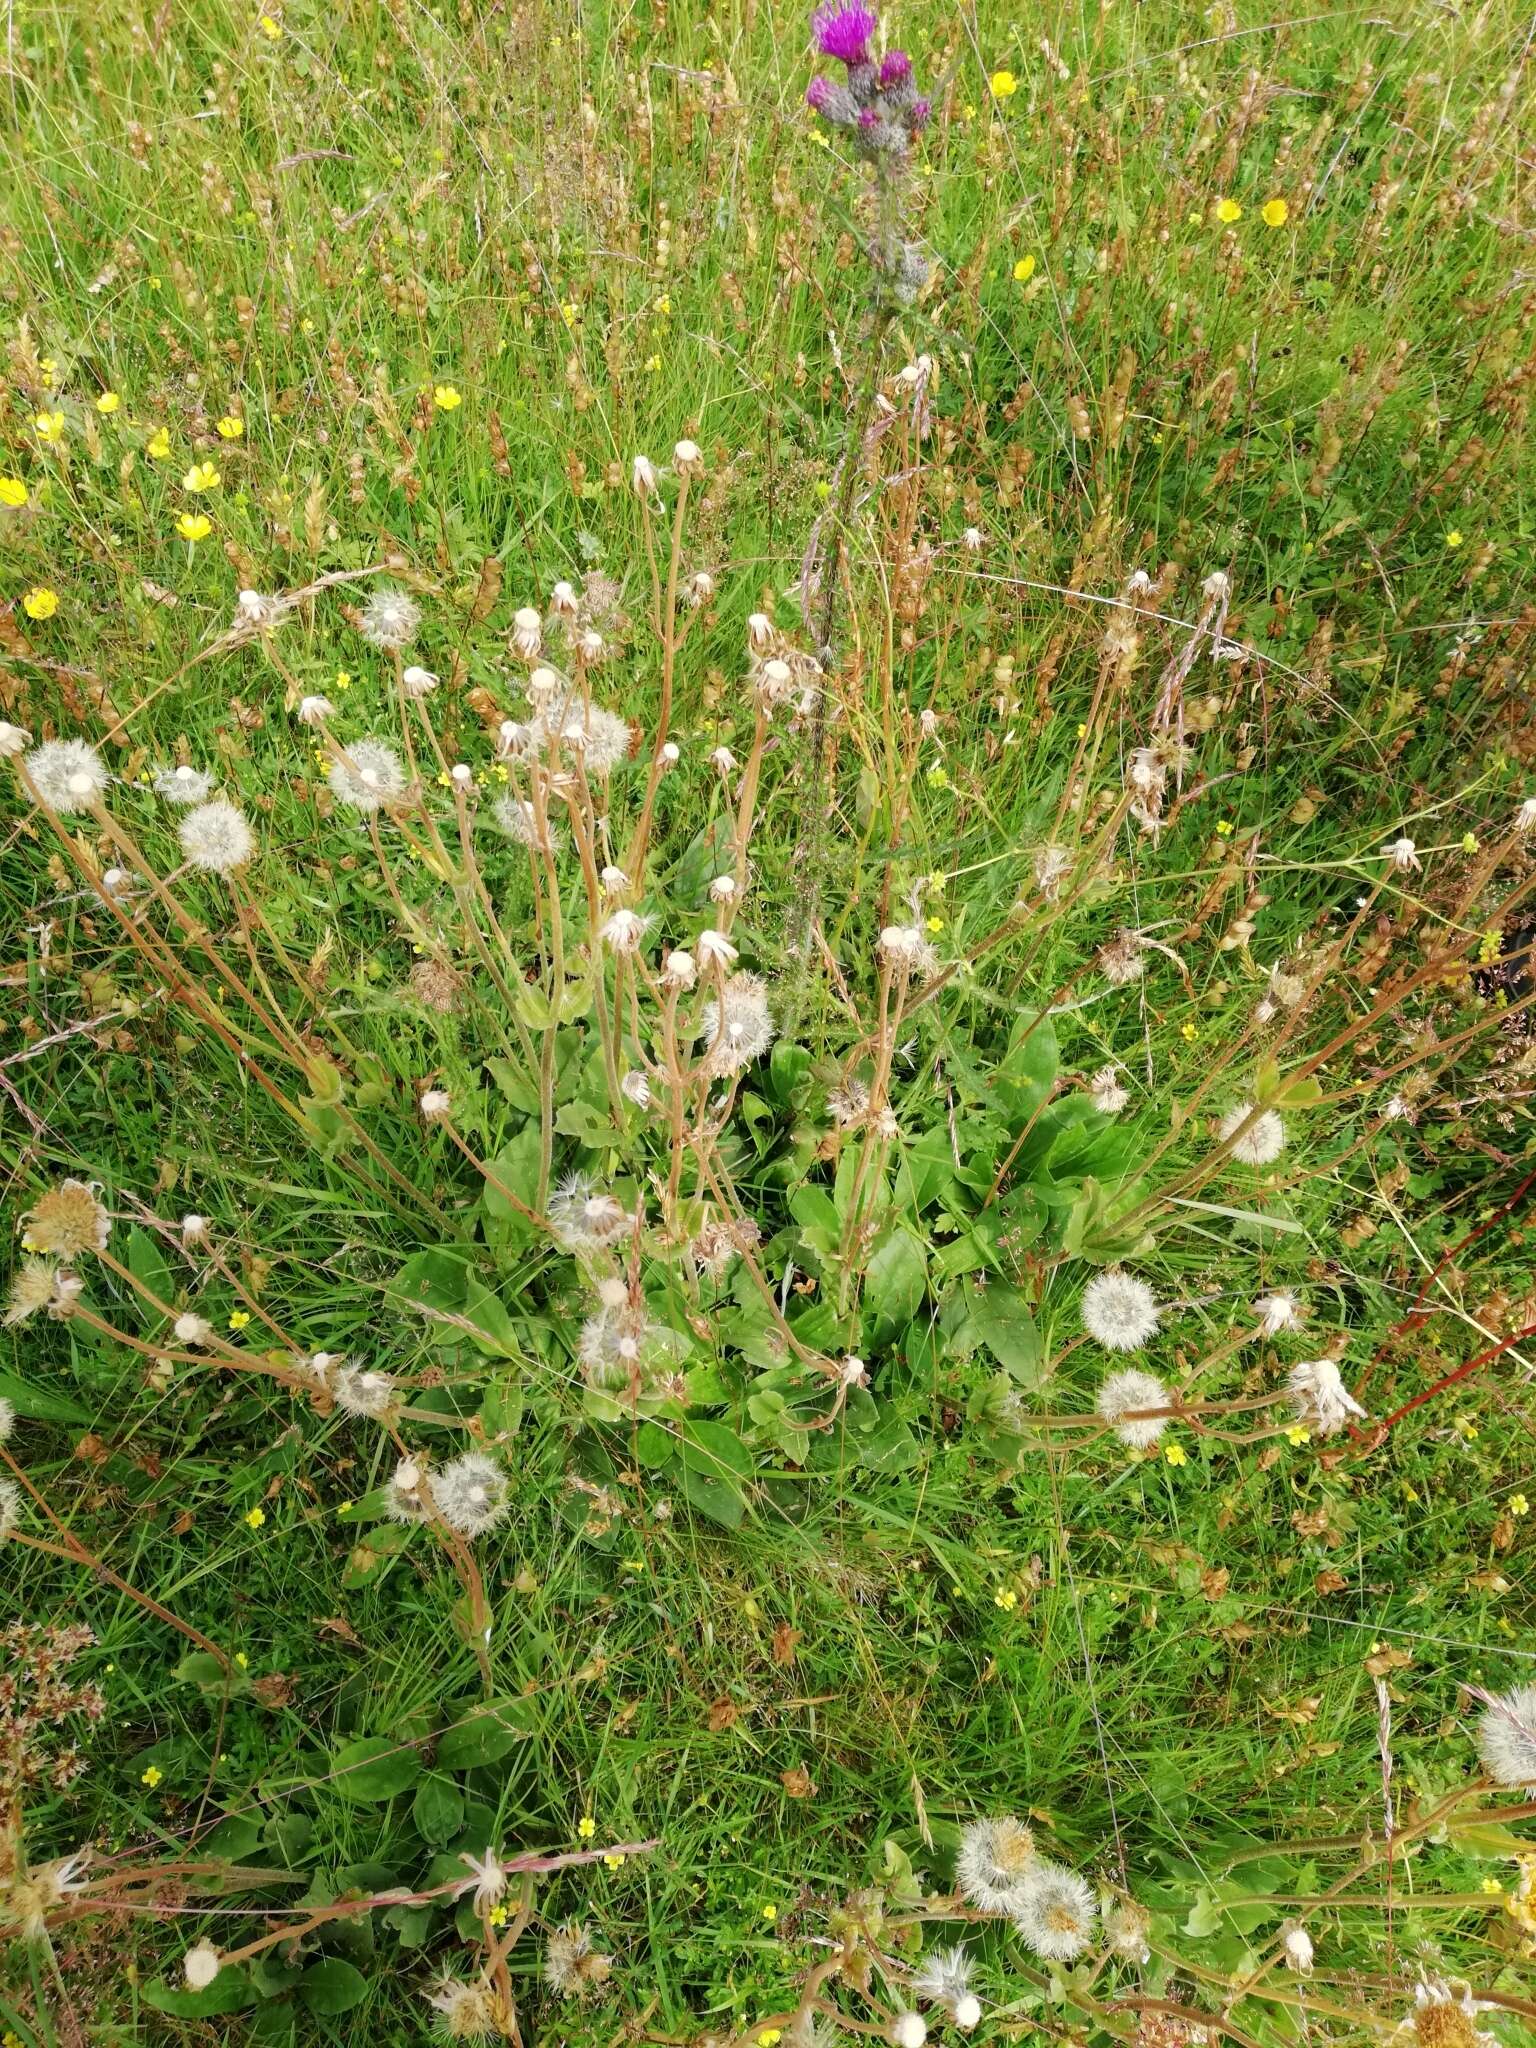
[174,1311,213,1347]
[25,739,109,814]
[358,586,420,650]
[1382,836,1420,873]
[402,665,439,698]
[334,1365,395,1420]
[1096,1368,1171,1448]
[620,1070,652,1110]
[1033,844,1072,900]
[154,763,213,805]
[673,438,704,476]
[0,721,32,757]
[1286,1358,1365,1438]
[0,1478,20,1538]
[708,875,738,905]
[1219,1104,1285,1166]
[687,570,715,607]
[548,1176,631,1251]
[1515,799,1536,834]
[297,695,335,725]
[631,453,660,497]
[435,1452,510,1535]
[419,1088,452,1121]
[1397,1978,1496,2048]
[878,925,938,977]
[460,1845,509,1914]
[329,740,406,815]
[550,580,579,617]
[663,949,697,990]
[599,909,651,954]
[1253,1290,1303,1335]
[710,746,738,776]
[1088,1065,1129,1115]
[658,740,681,766]
[1082,1270,1161,1352]
[1097,930,1146,985]
[1281,1922,1314,1974]
[1475,1683,1536,1796]
[697,928,738,968]
[746,612,773,650]
[1012,1861,1097,1962]
[955,1816,1036,1913]
[183,1941,222,1990]
[178,799,255,876]
[913,1947,978,2029]
[697,973,775,1077]
[511,605,542,658]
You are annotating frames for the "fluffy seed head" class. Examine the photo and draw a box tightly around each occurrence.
[183,1941,222,1990]
[696,972,776,1077]
[154,763,214,805]
[25,738,109,813]
[434,1452,511,1536]
[5,1259,80,1326]
[174,1312,213,1346]
[426,1976,501,2040]
[549,1176,633,1251]
[0,1478,19,1537]
[600,909,650,955]
[1281,1922,1314,1973]
[1286,1358,1365,1438]
[955,1816,1036,1913]
[1253,1290,1303,1335]
[1475,1684,1536,1796]
[419,1088,452,1121]
[1012,1861,1097,1962]
[1102,1897,1151,1964]
[532,701,634,777]
[1082,1270,1161,1352]
[1088,1065,1129,1115]
[358,586,420,649]
[1219,1104,1285,1166]
[1097,930,1146,985]
[1096,1369,1171,1448]
[545,1922,613,2000]
[0,721,31,756]
[179,799,255,875]
[913,1945,976,2017]
[329,740,406,814]
[891,2014,926,2048]
[22,1180,109,1257]
[334,1365,396,1420]
[297,695,335,725]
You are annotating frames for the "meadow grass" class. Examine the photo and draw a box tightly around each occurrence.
[2,0,1536,2042]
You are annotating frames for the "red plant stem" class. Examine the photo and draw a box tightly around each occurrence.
[1367,1317,1536,1438]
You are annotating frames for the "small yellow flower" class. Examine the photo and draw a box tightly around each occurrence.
[257,12,281,36]
[1481,1877,1504,1894]
[1510,1493,1529,1517]
[334,670,352,690]
[244,1505,266,1529]
[228,1309,251,1330]
[1216,198,1242,224]
[488,1903,508,1926]
[1163,1442,1188,1467]
[926,915,945,934]
[1215,819,1234,837]
[1011,258,1037,286]
[140,1764,163,1788]
[146,427,171,459]
[147,275,162,291]
[760,2031,783,2045]
[577,1815,597,1839]
[0,477,28,508]
[34,411,65,441]
[1286,1425,1311,1447]
[5,2029,25,2048]
[96,391,121,415]
[990,69,1018,99]
[602,1852,625,1870]
[21,586,59,621]
[654,294,672,316]
[761,1902,778,1921]
[1261,198,1289,227]
[183,460,221,493]
[926,763,950,787]
[993,1587,1018,1611]
[176,512,212,542]
[216,415,244,439]
[337,1500,353,1517]
[645,354,662,372]
[432,385,462,412]
[1445,530,1464,549]
[1180,1021,1199,1043]
[560,301,579,328]
[1454,1415,1479,1441]
[927,870,946,892]
[1461,831,1480,853]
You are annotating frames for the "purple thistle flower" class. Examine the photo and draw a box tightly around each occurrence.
[908,95,931,129]
[812,1,878,67]
[806,75,836,110]
[857,106,881,128]
[878,49,912,86]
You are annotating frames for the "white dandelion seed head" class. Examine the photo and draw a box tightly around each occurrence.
[953,1997,982,2032]
[758,657,795,707]
[708,874,738,904]
[663,949,697,990]
[460,1844,509,1913]
[328,740,406,814]
[711,745,738,775]
[387,1458,430,1524]
[532,702,633,777]
[1475,1683,1536,1796]
[154,763,214,805]
[419,1088,452,1121]
[174,1312,212,1347]
[1219,1103,1285,1166]
[1082,1270,1161,1353]
[183,1941,222,1990]
[1383,835,1420,872]
[548,1175,632,1252]
[631,453,660,496]
[913,1945,975,2014]
[1011,1861,1097,1962]
[673,438,703,475]
[100,866,129,894]
[1253,1290,1303,1336]
[0,1477,20,1537]
[526,665,563,704]
[697,972,775,1077]
[658,740,681,766]
[511,605,543,659]
[449,763,472,787]
[600,865,631,897]
[890,2015,926,2048]
[1088,1065,1129,1115]
[435,1451,510,1535]
[955,1816,1037,1913]
[1281,1922,1314,1973]
[962,525,983,552]
[181,1213,208,1243]
[746,612,773,650]
[1286,1358,1366,1438]
[178,799,255,876]
[334,1365,396,1420]
[1096,1368,1171,1448]
[599,909,650,955]
[1102,1897,1151,1964]
[620,1070,652,1110]
[549,580,579,617]
[297,695,335,725]
[402,665,439,698]
[0,721,32,757]
[877,924,938,977]
[697,928,738,968]
[489,793,551,850]
[25,739,109,814]
[358,586,420,650]
[1097,930,1146,985]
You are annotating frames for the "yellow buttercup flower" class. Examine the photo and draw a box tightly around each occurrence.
[244,1505,266,1529]
[1012,254,1035,281]
[183,459,221,492]
[1261,197,1289,228]
[141,1764,163,1787]
[96,391,121,414]
[990,69,1018,98]
[146,427,171,459]
[216,415,244,439]
[258,13,281,37]
[0,478,29,508]
[577,1815,597,1839]
[34,411,65,441]
[1510,1493,1529,1517]
[228,1309,251,1329]
[22,586,59,620]
[176,512,213,542]
[1163,1442,1188,1467]
[1216,198,1242,224]
[1445,529,1464,549]
[433,384,463,412]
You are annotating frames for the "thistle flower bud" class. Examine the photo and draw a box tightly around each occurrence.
[0,720,33,756]
[297,695,335,725]
[419,1088,452,1121]
[746,612,773,650]
[631,453,660,496]
[511,606,543,659]
[697,928,738,968]
[673,438,704,476]
[402,665,439,697]
[550,580,578,617]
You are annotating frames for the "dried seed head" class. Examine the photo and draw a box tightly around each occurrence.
[183,1941,222,1990]
[545,1922,613,2000]
[154,763,214,805]
[22,1180,110,1258]
[1082,1270,1161,1352]
[955,1817,1036,1912]
[0,721,32,757]
[334,1365,396,1420]
[1286,1358,1366,1437]
[511,606,543,659]
[328,740,406,815]
[25,739,109,813]
[631,453,660,496]
[435,1451,510,1535]
[1011,1861,1097,1961]
[297,695,335,725]
[419,1088,452,1122]
[746,612,773,650]
[402,665,439,698]
[358,587,420,650]
[179,799,255,876]
[1096,1368,1171,1448]
[663,949,697,990]
[673,438,704,477]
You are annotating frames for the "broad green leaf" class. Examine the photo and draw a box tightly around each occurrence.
[413,1776,465,1845]
[436,1696,536,1770]
[126,1225,173,1329]
[864,1227,927,1339]
[143,1971,255,2017]
[992,1014,1059,1125]
[966,1282,1044,1386]
[678,1418,754,1481]
[328,1736,421,1803]
[675,1461,745,1529]
[297,1958,369,2015]
[0,1369,89,1426]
